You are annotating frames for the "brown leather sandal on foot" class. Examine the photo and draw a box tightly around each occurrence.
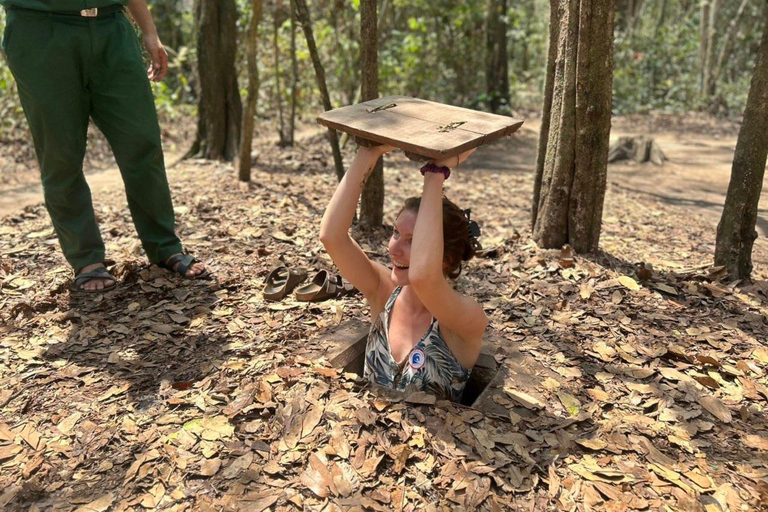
[70,266,117,293]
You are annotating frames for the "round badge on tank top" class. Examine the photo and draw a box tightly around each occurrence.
[408,348,426,370]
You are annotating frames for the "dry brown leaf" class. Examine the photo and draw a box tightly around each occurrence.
[139,483,165,509]
[74,493,114,512]
[575,438,608,451]
[300,452,335,498]
[222,452,254,479]
[548,464,561,497]
[355,407,377,427]
[330,460,359,497]
[653,283,678,295]
[503,388,544,409]
[199,458,222,476]
[693,374,720,390]
[242,495,279,512]
[618,275,641,291]
[647,463,695,494]
[592,341,617,362]
[302,406,324,438]
[18,423,42,451]
[743,435,768,451]
[699,396,732,423]
[57,412,82,436]
[328,424,351,459]
[556,391,581,415]
[0,423,14,442]
[97,383,131,402]
[404,391,437,405]
[0,445,22,462]
[751,347,768,364]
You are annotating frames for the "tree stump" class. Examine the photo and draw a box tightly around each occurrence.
[608,136,667,165]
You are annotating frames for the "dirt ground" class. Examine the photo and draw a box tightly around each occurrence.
[3,115,765,261]
[1,115,767,511]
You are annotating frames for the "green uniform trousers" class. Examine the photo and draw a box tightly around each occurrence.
[2,7,182,270]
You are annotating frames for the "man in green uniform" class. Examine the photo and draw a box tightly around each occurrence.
[1,0,205,291]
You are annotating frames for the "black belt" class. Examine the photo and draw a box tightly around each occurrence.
[8,4,124,18]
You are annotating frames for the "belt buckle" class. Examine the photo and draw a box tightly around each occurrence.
[80,8,98,17]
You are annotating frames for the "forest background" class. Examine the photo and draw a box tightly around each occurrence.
[0,0,762,153]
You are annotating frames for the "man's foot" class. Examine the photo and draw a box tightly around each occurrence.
[74,263,117,292]
[163,253,206,278]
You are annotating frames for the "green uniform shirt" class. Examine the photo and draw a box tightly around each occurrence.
[0,0,128,11]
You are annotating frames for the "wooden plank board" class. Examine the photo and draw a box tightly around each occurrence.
[317,96,524,160]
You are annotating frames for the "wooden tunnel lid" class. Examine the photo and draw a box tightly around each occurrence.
[317,95,524,160]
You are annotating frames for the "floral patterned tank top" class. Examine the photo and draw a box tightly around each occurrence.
[363,287,472,402]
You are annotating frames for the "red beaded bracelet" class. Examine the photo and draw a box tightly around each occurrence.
[420,163,450,180]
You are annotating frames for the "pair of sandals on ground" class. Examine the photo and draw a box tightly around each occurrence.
[263,267,356,302]
[72,253,206,293]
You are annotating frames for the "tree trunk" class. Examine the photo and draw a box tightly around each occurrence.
[532,0,560,230]
[294,0,345,181]
[486,0,510,113]
[615,0,642,32]
[288,0,298,146]
[273,7,289,147]
[655,0,668,34]
[703,0,719,99]
[699,0,711,95]
[711,0,751,98]
[359,0,384,229]
[339,0,390,151]
[715,2,768,281]
[238,0,263,183]
[532,0,614,253]
[189,0,242,161]
[648,0,668,101]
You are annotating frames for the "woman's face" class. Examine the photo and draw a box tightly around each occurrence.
[388,209,417,286]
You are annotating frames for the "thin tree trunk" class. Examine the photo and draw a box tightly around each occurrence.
[294,0,345,181]
[699,0,711,95]
[532,0,559,229]
[655,0,668,34]
[289,0,298,146]
[616,0,643,34]
[273,12,288,146]
[359,0,383,229]
[703,0,719,99]
[715,2,768,280]
[486,0,510,113]
[711,0,751,97]
[532,0,614,253]
[339,0,389,150]
[238,0,263,182]
[648,0,668,101]
[188,0,242,161]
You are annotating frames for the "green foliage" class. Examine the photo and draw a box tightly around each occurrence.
[148,0,196,116]
[379,0,487,105]
[613,17,701,114]
[0,0,763,142]
[0,11,26,139]
[612,0,764,116]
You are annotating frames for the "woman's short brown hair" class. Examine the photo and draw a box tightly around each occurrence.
[399,196,479,279]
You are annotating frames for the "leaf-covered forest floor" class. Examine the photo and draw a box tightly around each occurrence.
[1,115,767,511]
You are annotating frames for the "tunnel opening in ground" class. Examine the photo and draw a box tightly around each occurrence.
[331,332,499,407]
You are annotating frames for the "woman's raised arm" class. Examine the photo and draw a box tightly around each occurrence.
[408,150,487,366]
[319,145,395,312]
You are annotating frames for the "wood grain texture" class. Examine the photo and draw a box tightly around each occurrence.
[317,96,524,159]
